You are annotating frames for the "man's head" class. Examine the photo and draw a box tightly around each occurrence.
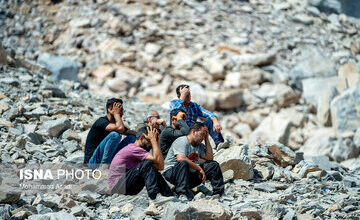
[188,122,207,145]
[136,126,152,152]
[170,108,187,129]
[144,110,161,129]
[176,84,191,104]
[106,98,123,115]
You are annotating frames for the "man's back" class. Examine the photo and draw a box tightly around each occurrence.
[84,116,110,164]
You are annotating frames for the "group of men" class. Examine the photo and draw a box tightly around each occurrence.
[83,84,229,204]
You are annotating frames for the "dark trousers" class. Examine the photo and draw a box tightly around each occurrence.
[112,160,173,199]
[163,160,224,196]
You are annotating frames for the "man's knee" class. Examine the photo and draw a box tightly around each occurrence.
[177,160,190,169]
[206,160,220,169]
[108,131,121,140]
[141,160,154,169]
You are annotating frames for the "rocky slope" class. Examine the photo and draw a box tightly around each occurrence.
[1,0,360,219]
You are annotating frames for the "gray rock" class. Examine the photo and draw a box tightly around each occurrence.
[182,0,207,13]
[36,204,53,214]
[254,182,277,193]
[62,130,81,142]
[0,204,11,219]
[255,164,274,180]
[214,144,253,180]
[293,14,314,25]
[223,170,234,183]
[331,137,360,162]
[261,202,286,218]
[189,200,232,220]
[63,140,79,153]
[304,155,340,171]
[32,194,62,208]
[301,77,346,126]
[290,48,336,89]
[331,82,360,135]
[37,53,79,82]
[65,150,83,163]
[39,117,71,138]
[28,215,51,220]
[283,208,297,220]
[0,78,20,87]
[163,202,195,220]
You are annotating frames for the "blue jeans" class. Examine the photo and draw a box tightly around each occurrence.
[88,132,136,169]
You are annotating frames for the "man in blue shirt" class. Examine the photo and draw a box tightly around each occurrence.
[169,84,229,150]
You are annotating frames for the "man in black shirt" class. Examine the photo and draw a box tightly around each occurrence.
[84,98,136,168]
[160,109,190,158]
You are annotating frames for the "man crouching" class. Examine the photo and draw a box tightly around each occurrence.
[108,126,174,205]
[163,122,224,201]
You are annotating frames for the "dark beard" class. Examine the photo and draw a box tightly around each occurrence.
[140,142,151,152]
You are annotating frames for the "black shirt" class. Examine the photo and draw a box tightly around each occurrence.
[83,116,111,164]
[159,120,190,158]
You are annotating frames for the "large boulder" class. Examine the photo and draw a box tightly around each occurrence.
[39,117,71,138]
[250,109,306,145]
[253,83,301,108]
[214,144,254,180]
[301,76,347,126]
[37,53,79,82]
[163,202,195,220]
[189,200,233,220]
[302,128,335,157]
[338,62,360,89]
[290,48,336,89]
[331,82,360,135]
[208,89,244,110]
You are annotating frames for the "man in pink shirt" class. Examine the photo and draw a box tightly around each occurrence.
[108,126,174,204]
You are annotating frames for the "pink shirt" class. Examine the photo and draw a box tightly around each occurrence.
[108,143,150,191]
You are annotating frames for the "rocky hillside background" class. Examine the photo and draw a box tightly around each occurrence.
[1,0,360,219]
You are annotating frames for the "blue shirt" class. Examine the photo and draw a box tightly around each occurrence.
[169,99,216,125]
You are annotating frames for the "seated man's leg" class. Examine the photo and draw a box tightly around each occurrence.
[200,161,224,195]
[155,172,174,197]
[89,131,121,169]
[163,161,198,198]
[100,132,123,164]
[203,119,225,147]
[128,160,165,199]
[124,164,146,196]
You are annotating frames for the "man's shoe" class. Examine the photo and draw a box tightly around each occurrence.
[216,141,230,150]
[151,194,175,206]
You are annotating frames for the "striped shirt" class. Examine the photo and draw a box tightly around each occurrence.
[169,99,216,125]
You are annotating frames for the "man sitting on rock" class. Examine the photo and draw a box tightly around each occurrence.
[160,108,190,158]
[108,126,174,205]
[163,122,224,201]
[84,98,136,169]
[169,84,229,150]
[135,110,167,131]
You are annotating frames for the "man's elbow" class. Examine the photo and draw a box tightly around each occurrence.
[117,126,125,133]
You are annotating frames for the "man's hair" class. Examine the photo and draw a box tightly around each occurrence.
[136,126,160,140]
[136,126,149,140]
[176,84,189,97]
[106,98,123,113]
[170,108,186,119]
[189,122,206,132]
